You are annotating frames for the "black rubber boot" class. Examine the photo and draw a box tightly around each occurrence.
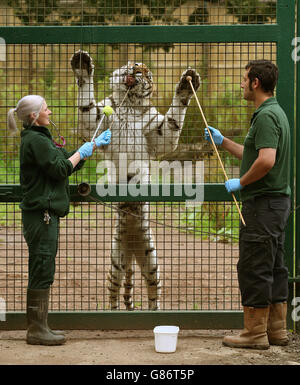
[26,288,66,346]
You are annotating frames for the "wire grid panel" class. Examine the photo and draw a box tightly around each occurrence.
[0,201,241,311]
[0,1,277,26]
[0,41,276,312]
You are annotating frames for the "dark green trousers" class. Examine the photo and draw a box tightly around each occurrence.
[238,195,291,307]
[22,210,59,289]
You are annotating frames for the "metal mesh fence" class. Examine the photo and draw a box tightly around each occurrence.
[0,1,278,315]
[0,0,277,26]
[0,41,276,312]
[1,201,242,311]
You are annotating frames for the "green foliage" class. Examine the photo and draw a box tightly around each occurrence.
[226,0,276,24]
[83,0,185,23]
[196,204,239,242]
[6,0,276,27]
[0,203,22,227]
[0,158,19,184]
[7,0,60,25]
[171,202,240,243]
[0,158,21,226]
[188,6,209,25]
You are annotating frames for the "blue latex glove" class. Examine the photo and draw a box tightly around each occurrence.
[204,126,224,146]
[94,129,111,147]
[77,142,94,160]
[225,178,243,193]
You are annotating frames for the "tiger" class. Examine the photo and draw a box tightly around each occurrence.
[71,50,200,310]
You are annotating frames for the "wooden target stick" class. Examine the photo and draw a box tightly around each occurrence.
[186,75,246,226]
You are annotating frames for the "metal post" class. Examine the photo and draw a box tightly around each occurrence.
[277,0,297,331]
[295,0,300,334]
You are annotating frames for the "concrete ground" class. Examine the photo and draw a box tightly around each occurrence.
[0,329,300,366]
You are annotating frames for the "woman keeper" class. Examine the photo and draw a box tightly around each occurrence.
[7,95,111,345]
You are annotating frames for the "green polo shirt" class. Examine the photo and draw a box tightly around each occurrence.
[240,97,291,202]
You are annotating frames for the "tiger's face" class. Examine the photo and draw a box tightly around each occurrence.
[110,61,154,99]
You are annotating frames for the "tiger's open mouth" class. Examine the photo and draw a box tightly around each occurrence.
[124,63,151,88]
[125,74,137,87]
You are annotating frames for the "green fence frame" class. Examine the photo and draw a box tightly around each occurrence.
[0,0,297,330]
[295,0,300,335]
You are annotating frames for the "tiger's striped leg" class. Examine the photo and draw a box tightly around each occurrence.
[107,210,127,310]
[123,258,135,311]
[108,202,161,311]
[108,204,137,311]
[136,203,161,311]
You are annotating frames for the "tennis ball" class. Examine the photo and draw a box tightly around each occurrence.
[103,105,114,116]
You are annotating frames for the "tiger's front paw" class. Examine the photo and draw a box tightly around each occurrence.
[176,68,201,98]
[71,50,94,86]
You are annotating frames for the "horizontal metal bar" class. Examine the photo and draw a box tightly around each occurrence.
[0,25,281,44]
[0,311,243,330]
[289,276,300,283]
[0,185,22,202]
[0,184,235,202]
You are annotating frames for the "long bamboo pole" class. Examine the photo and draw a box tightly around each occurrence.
[186,76,246,226]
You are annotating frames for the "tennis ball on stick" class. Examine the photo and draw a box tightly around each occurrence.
[91,105,114,142]
[103,105,114,116]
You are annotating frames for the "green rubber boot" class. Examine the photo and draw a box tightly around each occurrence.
[26,288,66,346]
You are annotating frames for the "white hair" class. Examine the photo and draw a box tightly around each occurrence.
[7,95,45,135]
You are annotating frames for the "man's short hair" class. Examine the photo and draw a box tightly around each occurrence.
[245,60,278,94]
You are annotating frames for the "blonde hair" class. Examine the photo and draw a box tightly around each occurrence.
[7,95,45,135]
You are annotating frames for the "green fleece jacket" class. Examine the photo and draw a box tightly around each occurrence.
[20,124,85,217]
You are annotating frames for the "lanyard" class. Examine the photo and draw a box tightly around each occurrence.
[49,119,66,148]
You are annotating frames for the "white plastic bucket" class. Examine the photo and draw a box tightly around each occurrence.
[153,325,179,353]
